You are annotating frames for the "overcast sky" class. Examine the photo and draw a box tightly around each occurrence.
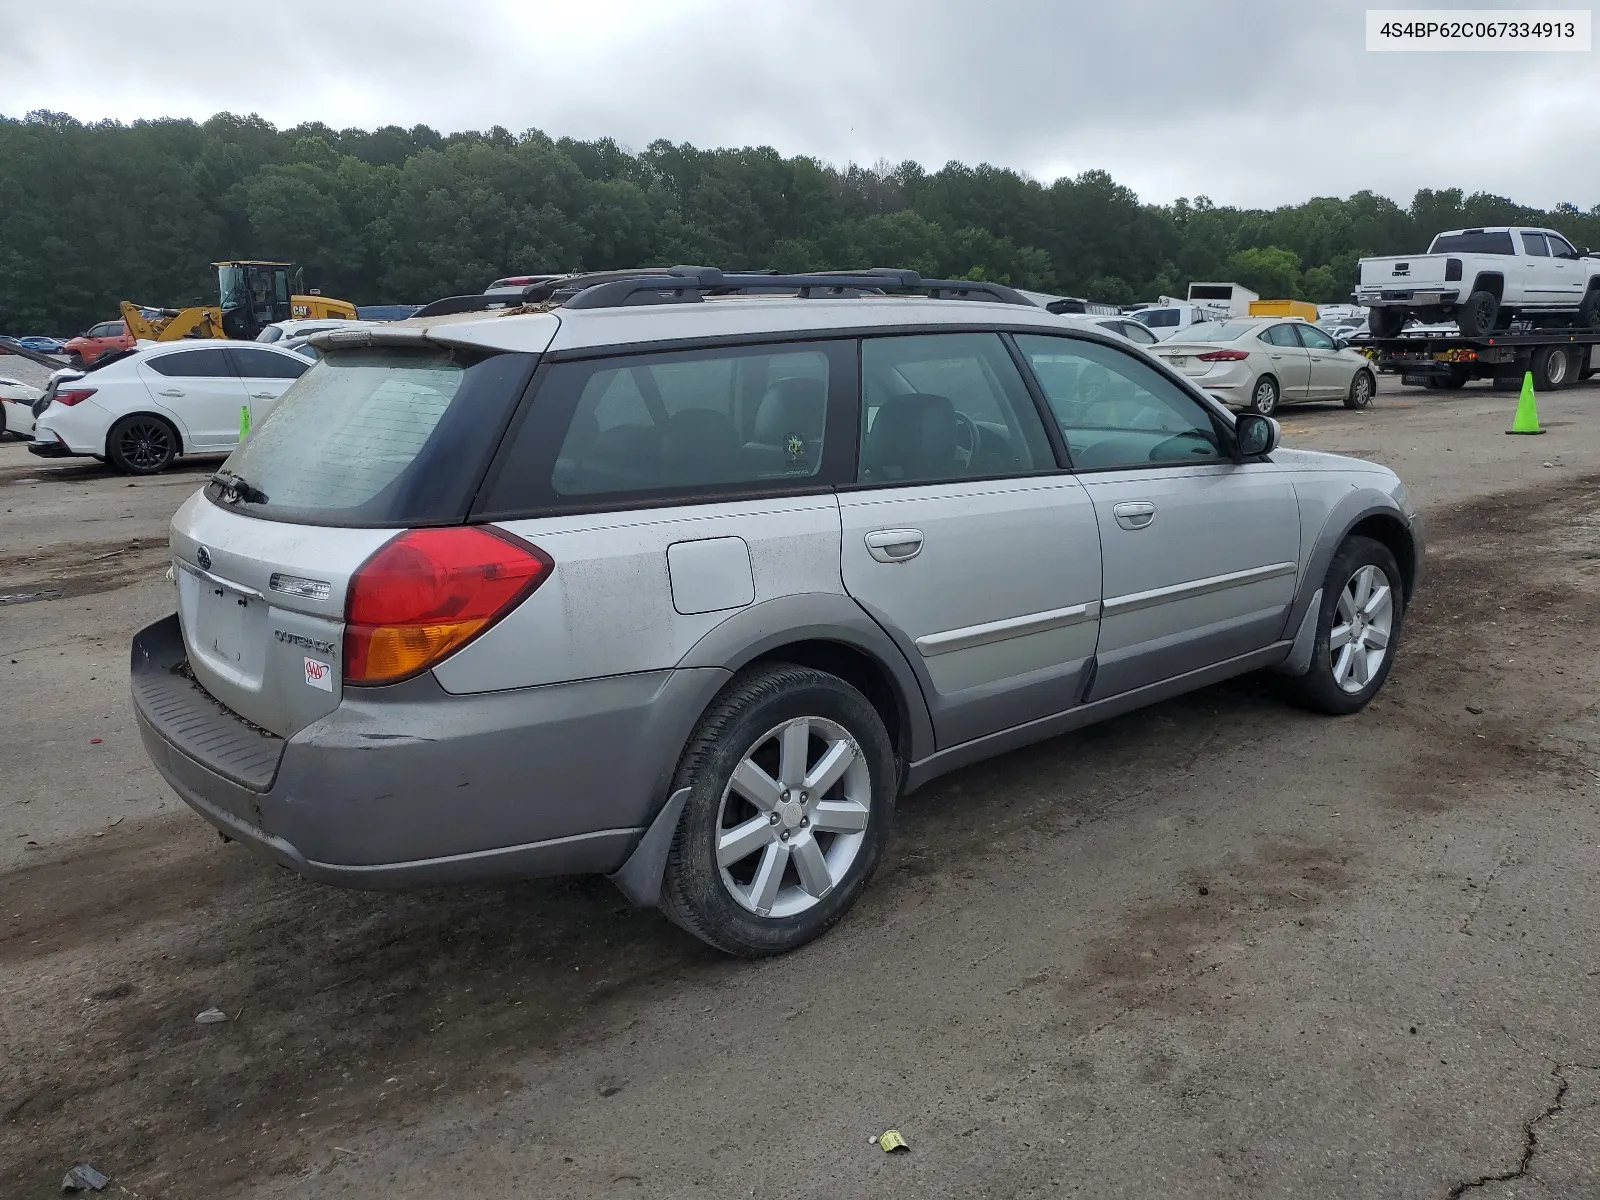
[2,0,1596,211]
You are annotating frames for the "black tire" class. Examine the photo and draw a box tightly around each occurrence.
[659,663,896,957]
[1456,290,1500,338]
[1280,536,1404,716]
[1248,375,1280,416]
[1578,289,1600,332]
[1368,307,1407,338]
[1424,367,1470,391]
[1344,370,1375,409]
[106,414,179,474]
[1531,344,1575,392]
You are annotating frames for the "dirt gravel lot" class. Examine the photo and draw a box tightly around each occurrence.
[4,375,1600,1199]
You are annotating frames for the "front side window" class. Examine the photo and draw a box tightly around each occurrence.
[1296,325,1337,351]
[857,333,1054,485]
[147,348,234,378]
[1121,322,1159,345]
[1521,232,1550,257]
[1548,233,1578,258]
[1016,334,1225,472]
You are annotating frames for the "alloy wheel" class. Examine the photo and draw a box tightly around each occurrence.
[1252,378,1278,415]
[1331,564,1394,693]
[118,419,173,471]
[715,715,871,917]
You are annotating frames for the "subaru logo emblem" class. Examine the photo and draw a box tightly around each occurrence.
[196,546,212,571]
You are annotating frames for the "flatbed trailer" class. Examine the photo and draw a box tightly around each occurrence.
[1365,327,1599,392]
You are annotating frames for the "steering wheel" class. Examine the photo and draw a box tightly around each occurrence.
[952,411,977,470]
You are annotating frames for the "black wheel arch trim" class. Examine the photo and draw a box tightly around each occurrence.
[1280,490,1420,643]
[675,592,936,765]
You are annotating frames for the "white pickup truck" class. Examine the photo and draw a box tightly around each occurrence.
[1356,227,1600,338]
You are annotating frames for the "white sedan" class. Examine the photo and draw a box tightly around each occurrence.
[1,375,44,439]
[29,341,311,474]
[1150,317,1377,416]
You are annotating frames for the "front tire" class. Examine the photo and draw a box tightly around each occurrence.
[1248,375,1280,416]
[106,414,179,474]
[1344,370,1375,409]
[659,664,896,957]
[1281,536,1404,716]
[1578,288,1600,332]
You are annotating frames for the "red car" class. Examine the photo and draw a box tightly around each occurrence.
[62,319,135,366]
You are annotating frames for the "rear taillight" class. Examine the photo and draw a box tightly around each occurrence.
[54,387,96,406]
[1445,257,1463,282]
[343,527,553,686]
[1196,349,1249,362]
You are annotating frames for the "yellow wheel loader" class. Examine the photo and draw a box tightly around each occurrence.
[121,261,357,343]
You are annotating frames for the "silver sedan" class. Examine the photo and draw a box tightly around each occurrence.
[1151,318,1377,416]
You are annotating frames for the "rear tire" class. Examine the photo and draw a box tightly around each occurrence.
[1248,375,1281,416]
[1531,344,1574,392]
[659,664,896,957]
[1368,307,1407,338]
[1281,536,1404,716]
[1344,370,1375,409]
[106,414,179,475]
[1456,290,1500,338]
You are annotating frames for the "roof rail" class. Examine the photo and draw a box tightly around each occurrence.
[561,267,1033,310]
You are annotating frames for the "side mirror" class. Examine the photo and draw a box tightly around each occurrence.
[1235,413,1280,459]
[1335,338,1350,349]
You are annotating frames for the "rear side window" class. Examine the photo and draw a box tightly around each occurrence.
[478,341,853,515]
[858,333,1054,484]
[1521,232,1550,257]
[228,347,308,379]
[1261,324,1300,348]
[1429,231,1515,255]
[147,348,234,378]
[209,348,535,526]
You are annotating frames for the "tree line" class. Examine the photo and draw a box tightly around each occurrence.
[2,109,1597,335]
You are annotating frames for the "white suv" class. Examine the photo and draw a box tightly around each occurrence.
[130,268,1422,956]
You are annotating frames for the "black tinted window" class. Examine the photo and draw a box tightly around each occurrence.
[479,341,851,514]
[858,333,1054,485]
[229,347,309,379]
[1429,231,1515,255]
[1521,232,1550,256]
[1017,334,1224,472]
[146,348,235,378]
[1548,234,1578,258]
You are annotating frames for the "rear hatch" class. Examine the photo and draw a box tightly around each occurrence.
[1359,254,1449,287]
[169,339,545,737]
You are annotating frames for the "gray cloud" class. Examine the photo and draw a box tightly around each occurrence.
[1,0,1595,209]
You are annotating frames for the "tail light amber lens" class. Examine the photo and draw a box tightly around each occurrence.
[344,526,552,686]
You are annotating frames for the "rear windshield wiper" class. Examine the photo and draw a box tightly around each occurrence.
[210,469,269,505]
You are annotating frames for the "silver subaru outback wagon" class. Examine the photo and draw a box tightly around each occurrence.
[131,268,1422,957]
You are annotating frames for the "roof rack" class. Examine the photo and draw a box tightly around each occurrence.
[560,266,1032,310]
[409,266,1032,320]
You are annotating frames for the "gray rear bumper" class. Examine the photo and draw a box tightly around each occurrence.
[131,614,728,888]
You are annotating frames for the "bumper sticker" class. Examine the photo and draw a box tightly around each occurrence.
[304,657,333,692]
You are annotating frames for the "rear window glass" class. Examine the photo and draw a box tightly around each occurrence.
[1429,231,1515,254]
[209,348,533,527]
[1133,309,1181,328]
[1181,321,1255,342]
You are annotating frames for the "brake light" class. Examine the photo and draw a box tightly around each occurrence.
[54,388,97,406]
[1445,257,1463,282]
[343,527,553,686]
[1196,349,1249,362]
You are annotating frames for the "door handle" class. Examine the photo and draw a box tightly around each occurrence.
[1113,501,1156,531]
[1269,354,1283,360]
[250,391,275,399]
[864,528,924,563]
[157,388,184,397]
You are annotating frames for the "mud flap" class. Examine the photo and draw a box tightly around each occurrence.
[607,787,690,908]
[1272,588,1322,677]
